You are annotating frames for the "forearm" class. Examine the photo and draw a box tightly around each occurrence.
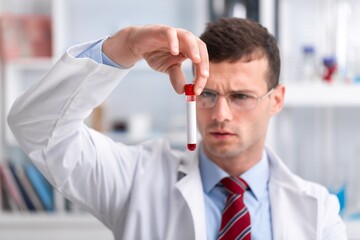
[7,40,141,228]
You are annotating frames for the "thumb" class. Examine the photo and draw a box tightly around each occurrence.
[167,64,186,94]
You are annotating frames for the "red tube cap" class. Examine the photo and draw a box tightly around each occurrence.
[184,84,195,96]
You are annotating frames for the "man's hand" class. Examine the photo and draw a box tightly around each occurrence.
[103,25,208,95]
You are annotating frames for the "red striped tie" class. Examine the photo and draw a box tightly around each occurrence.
[217,177,251,240]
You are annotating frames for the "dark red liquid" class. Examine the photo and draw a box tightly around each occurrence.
[187,143,196,151]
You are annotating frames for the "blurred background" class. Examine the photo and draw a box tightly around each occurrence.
[0,0,360,239]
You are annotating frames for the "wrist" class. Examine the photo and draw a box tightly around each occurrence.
[102,27,141,68]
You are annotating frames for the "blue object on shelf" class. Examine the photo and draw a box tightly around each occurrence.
[303,45,315,54]
[329,184,346,215]
[349,212,360,220]
[323,56,337,67]
[24,163,54,212]
[8,163,36,211]
[354,75,360,84]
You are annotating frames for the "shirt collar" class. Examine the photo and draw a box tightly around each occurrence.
[199,146,228,194]
[241,151,270,200]
[199,146,270,200]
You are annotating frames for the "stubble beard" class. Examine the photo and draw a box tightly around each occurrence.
[202,122,245,161]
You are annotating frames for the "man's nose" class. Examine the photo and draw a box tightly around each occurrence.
[211,96,233,122]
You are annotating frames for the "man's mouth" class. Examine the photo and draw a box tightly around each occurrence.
[209,130,236,139]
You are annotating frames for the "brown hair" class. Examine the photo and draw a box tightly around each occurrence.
[200,17,280,89]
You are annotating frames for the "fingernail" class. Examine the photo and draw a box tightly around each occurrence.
[203,68,209,77]
[195,87,202,95]
[173,47,179,54]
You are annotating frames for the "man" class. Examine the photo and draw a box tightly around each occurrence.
[8,18,346,239]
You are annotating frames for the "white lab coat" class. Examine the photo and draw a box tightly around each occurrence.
[8,41,347,240]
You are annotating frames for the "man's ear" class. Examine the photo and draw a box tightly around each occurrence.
[270,84,285,115]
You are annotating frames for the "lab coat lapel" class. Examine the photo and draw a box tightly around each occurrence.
[267,147,318,239]
[175,149,207,240]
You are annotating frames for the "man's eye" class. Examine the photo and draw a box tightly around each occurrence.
[201,91,217,98]
[231,93,251,100]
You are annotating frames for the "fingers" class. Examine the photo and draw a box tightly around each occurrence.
[175,30,209,95]
[193,72,208,95]
[165,28,180,56]
[193,39,209,95]
[177,30,202,63]
[133,25,209,95]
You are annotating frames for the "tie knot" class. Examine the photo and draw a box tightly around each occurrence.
[221,176,248,195]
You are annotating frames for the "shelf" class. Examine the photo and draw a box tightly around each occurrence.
[0,213,358,239]
[0,212,103,228]
[0,213,113,240]
[284,83,360,107]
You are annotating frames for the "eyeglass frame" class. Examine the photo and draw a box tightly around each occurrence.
[196,86,277,111]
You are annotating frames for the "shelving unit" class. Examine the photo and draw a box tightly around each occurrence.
[272,1,360,237]
[0,0,207,239]
[266,82,360,237]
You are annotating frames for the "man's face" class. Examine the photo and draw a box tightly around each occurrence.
[196,57,283,162]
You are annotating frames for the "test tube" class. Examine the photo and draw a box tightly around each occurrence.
[185,84,197,151]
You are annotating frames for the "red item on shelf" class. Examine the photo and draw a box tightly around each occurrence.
[0,14,52,60]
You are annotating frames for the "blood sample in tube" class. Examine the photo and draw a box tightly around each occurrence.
[185,84,197,151]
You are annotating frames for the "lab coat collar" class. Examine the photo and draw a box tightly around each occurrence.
[266,146,318,239]
[175,146,319,239]
[175,147,207,240]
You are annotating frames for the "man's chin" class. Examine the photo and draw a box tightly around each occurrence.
[203,142,240,159]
